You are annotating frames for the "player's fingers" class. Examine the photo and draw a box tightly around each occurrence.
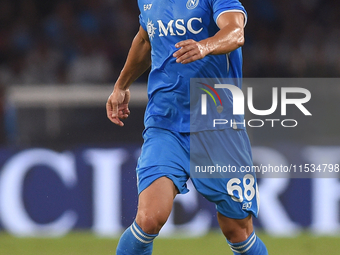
[111,101,118,114]
[175,45,197,58]
[123,108,131,117]
[180,53,201,64]
[175,39,195,48]
[118,104,130,116]
[118,110,130,119]
[106,97,123,126]
[176,48,200,63]
[106,95,119,117]
[173,44,196,58]
[119,113,129,120]
[118,103,130,112]
[113,117,124,126]
[106,100,114,120]
[110,108,124,126]
[108,113,124,126]
[118,110,130,118]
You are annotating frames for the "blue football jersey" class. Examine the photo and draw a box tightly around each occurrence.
[138,0,247,132]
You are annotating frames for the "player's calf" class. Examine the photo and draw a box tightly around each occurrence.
[116,177,176,254]
[217,213,268,254]
[227,231,268,255]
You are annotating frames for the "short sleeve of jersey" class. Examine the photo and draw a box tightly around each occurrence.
[139,14,147,31]
[211,0,247,26]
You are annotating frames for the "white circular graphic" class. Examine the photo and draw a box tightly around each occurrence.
[186,0,199,10]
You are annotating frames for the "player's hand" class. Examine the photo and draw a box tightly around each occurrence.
[173,39,209,64]
[106,87,131,126]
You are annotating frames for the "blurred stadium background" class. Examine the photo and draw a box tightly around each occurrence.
[0,0,339,254]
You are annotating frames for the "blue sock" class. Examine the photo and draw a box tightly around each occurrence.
[227,231,268,255]
[116,221,158,255]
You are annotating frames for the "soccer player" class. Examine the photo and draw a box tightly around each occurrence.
[106,0,268,254]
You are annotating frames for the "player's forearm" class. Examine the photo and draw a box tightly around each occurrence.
[115,30,151,90]
[201,25,244,56]
[200,11,245,56]
[173,12,245,64]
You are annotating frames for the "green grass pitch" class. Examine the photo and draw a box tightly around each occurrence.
[0,231,339,255]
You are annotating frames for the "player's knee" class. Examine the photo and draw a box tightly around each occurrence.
[136,211,167,234]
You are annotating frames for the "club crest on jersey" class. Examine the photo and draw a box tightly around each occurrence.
[186,0,199,9]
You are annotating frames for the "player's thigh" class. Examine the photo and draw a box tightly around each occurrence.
[136,127,190,195]
[136,176,177,234]
[135,128,190,233]
[190,129,259,219]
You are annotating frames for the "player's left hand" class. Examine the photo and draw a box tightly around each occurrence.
[173,39,209,64]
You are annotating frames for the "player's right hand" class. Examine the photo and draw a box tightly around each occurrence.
[106,87,131,126]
